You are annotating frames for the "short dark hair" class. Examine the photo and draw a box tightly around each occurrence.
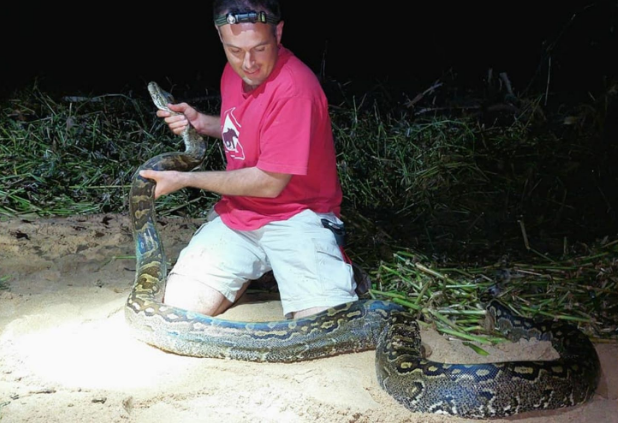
[213,0,281,22]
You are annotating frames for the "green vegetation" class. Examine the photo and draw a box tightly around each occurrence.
[0,275,10,291]
[1,78,617,342]
[0,85,222,218]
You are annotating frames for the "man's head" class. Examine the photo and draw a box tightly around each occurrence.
[213,0,283,89]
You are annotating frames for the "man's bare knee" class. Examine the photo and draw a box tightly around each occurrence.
[164,274,230,316]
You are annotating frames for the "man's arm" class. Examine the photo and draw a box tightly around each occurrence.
[139,167,292,200]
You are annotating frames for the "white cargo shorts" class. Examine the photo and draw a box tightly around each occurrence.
[168,209,358,317]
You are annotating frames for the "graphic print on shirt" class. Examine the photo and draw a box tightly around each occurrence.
[221,108,245,160]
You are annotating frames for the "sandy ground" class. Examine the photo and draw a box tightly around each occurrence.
[0,213,616,423]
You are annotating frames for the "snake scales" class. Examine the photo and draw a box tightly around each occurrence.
[125,81,601,419]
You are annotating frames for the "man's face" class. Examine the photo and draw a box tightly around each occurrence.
[218,21,283,89]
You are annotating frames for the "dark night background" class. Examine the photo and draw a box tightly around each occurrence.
[3,1,617,102]
[2,1,618,246]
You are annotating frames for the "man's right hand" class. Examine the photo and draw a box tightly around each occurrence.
[157,102,200,136]
[138,169,186,199]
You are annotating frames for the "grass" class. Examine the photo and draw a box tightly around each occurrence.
[368,242,618,343]
[1,84,223,219]
[1,77,617,343]
[0,275,10,291]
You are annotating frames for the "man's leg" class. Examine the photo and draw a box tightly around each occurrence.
[163,214,268,316]
[164,276,251,315]
[263,210,358,319]
[293,306,329,319]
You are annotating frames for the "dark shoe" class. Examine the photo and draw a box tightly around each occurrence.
[352,262,371,296]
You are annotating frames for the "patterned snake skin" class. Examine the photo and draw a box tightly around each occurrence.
[124,82,601,418]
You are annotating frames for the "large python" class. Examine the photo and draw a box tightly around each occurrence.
[125,81,601,419]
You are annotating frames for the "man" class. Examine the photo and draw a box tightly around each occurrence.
[139,0,358,319]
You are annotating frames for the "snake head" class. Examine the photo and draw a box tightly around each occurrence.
[148,81,176,111]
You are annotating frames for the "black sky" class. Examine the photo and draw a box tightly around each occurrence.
[3,1,616,99]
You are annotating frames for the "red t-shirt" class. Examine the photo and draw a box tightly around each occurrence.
[214,46,343,230]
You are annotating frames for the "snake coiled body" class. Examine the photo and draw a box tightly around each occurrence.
[125,82,600,419]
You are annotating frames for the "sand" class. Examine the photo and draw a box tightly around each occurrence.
[0,214,616,423]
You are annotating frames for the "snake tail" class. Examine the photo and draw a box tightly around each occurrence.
[375,301,600,418]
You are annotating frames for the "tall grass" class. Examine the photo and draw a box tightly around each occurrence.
[1,84,222,218]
